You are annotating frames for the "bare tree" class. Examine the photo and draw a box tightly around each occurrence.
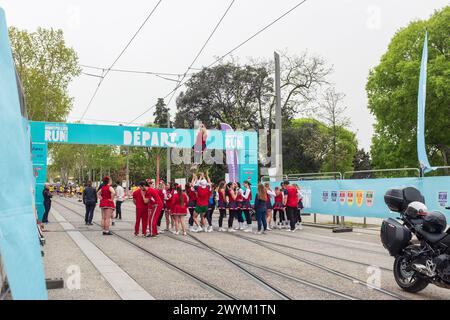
[318,88,350,172]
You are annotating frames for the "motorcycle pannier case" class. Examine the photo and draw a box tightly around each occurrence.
[381,218,412,256]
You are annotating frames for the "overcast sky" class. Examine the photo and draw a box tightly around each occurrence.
[0,0,447,151]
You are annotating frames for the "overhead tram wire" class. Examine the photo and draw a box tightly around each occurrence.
[80,64,187,77]
[79,0,163,121]
[127,0,308,124]
[127,0,236,125]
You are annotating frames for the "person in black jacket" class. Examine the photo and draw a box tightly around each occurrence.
[42,183,52,224]
[83,181,97,225]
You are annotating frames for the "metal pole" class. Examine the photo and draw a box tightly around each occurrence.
[166,109,171,183]
[274,51,283,180]
[126,147,130,191]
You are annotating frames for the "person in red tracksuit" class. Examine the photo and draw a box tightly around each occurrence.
[133,181,148,237]
[143,181,163,238]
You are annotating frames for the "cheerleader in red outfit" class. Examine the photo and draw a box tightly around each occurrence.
[186,182,197,230]
[273,187,285,229]
[164,183,175,231]
[265,182,275,230]
[217,181,227,232]
[170,186,189,236]
[235,182,245,230]
[97,176,116,235]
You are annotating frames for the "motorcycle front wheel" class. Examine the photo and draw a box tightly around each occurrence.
[393,254,429,293]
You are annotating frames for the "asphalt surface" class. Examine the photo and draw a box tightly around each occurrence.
[40,197,450,300]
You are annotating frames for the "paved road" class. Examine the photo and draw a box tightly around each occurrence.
[40,197,450,300]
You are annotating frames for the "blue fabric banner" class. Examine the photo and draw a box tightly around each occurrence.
[0,7,47,299]
[270,176,450,220]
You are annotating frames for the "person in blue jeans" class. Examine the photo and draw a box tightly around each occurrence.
[254,184,268,234]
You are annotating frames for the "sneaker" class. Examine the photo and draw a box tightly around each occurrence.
[218,227,225,232]
[182,232,187,236]
[239,224,246,230]
[158,229,165,234]
[286,229,292,232]
[243,227,252,233]
[103,231,113,235]
[256,231,262,235]
[134,233,139,237]
[175,231,180,235]
[297,223,303,230]
[228,228,236,232]
[203,226,208,232]
[266,227,272,231]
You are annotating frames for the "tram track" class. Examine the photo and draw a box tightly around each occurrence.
[61,199,392,273]
[56,199,357,300]
[164,233,358,300]
[225,232,409,300]
[56,198,405,299]
[52,201,238,300]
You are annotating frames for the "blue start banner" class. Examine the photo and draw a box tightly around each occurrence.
[270,176,450,220]
[29,121,258,153]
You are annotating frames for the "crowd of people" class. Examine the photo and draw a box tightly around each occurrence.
[42,172,305,237]
[93,172,305,237]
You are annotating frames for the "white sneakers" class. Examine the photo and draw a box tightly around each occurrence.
[296,223,303,230]
[207,226,213,232]
[228,228,236,232]
[243,226,252,233]
[266,227,272,231]
[218,227,226,232]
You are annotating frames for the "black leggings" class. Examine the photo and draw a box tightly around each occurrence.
[273,209,285,222]
[228,209,236,228]
[115,200,122,219]
[188,208,195,226]
[218,208,227,228]
[286,206,298,231]
[206,206,215,226]
[297,208,302,223]
[157,209,164,227]
[236,208,244,223]
[242,209,252,225]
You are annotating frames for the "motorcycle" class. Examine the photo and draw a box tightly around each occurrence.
[380,187,450,293]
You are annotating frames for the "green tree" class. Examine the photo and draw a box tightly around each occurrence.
[318,88,350,172]
[153,98,170,127]
[175,53,331,131]
[351,148,373,178]
[283,118,357,174]
[9,27,81,121]
[366,7,450,169]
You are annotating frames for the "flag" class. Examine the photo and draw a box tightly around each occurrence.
[417,31,435,174]
[220,123,239,182]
